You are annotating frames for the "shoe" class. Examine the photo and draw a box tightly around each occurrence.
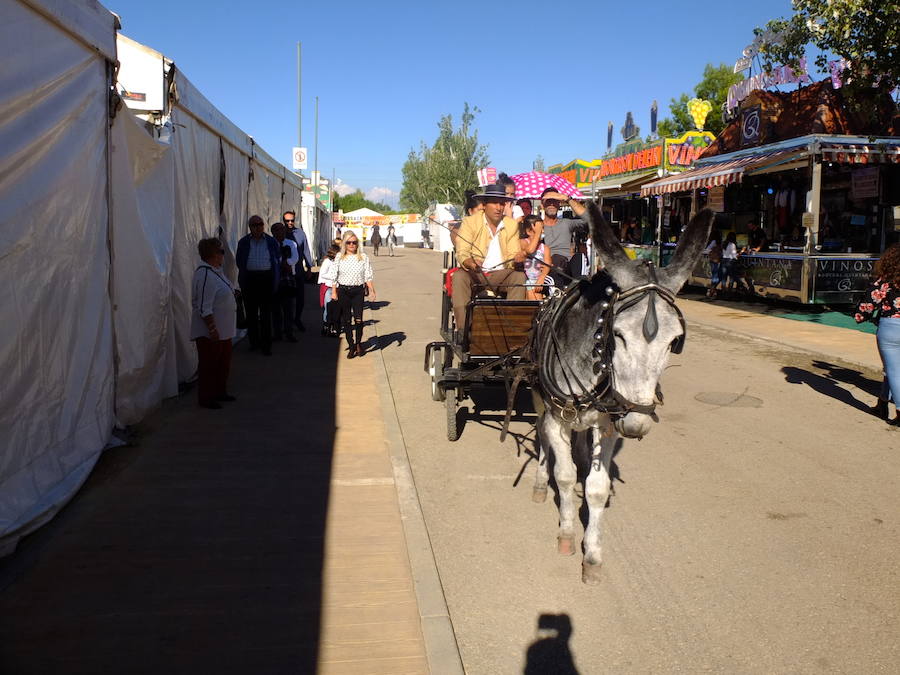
[287,335,298,343]
[200,401,223,410]
[217,394,237,402]
[869,399,889,419]
[321,324,329,336]
[347,347,356,359]
[888,413,900,427]
[355,344,364,358]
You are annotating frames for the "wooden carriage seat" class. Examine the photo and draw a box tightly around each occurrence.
[467,300,540,356]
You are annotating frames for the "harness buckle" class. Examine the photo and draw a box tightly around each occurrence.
[560,403,579,423]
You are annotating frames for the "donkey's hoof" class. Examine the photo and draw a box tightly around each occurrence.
[532,486,548,503]
[582,561,603,585]
[557,535,576,556]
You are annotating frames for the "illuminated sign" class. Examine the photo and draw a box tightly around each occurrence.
[663,131,715,171]
[547,159,603,187]
[599,145,662,178]
[727,58,811,111]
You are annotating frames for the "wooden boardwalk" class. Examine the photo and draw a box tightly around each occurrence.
[0,296,428,674]
[318,349,427,674]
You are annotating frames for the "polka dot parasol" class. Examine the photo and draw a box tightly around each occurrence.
[509,171,582,199]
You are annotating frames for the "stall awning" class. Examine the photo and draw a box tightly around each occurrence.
[821,142,900,164]
[640,149,801,196]
[586,170,659,197]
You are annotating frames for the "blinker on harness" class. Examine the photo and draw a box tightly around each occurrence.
[529,261,686,423]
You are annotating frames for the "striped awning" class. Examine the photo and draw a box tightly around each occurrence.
[821,143,900,164]
[640,149,800,196]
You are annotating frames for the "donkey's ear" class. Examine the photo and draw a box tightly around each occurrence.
[659,208,715,293]
[584,200,632,283]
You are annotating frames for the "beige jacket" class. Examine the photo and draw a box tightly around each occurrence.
[455,213,520,269]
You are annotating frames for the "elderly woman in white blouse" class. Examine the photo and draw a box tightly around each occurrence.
[191,237,237,408]
[333,230,376,358]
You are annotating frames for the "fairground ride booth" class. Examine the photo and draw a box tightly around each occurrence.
[550,130,716,264]
[641,80,900,305]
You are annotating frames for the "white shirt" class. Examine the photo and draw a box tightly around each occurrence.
[319,257,337,287]
[722,242,739,259]
[191,264,237,340]
[481,216,506,272]
[334,253,373,286]
[276,237,299,269]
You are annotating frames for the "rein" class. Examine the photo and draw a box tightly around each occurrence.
[529,262,686,422]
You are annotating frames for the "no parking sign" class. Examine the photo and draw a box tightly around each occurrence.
[292,147,308,170]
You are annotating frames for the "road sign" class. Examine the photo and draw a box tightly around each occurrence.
[292,147,308,170]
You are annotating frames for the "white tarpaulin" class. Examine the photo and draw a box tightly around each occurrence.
[109,108,178,425]
[0,0,117,549]
[169,109,221,382]
[1,8,310,551]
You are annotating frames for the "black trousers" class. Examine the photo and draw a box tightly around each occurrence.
[549,254,570,288]
[272,285,295,339]
[294,274,306,327]
[338,285,365,347]
[243,270,274,350]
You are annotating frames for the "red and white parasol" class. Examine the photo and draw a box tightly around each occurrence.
[510,171,581,199]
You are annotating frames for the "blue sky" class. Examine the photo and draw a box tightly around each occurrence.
[110,0,796,208]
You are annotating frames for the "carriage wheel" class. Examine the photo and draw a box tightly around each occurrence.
[446,389,459,442]
[429,347,445,402]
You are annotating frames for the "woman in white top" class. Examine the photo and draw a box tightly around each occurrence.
[191,238,237,409]
[333,230,376,359]
[318,244,340,336]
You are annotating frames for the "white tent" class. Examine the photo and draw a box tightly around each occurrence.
[0,0,328,553]
[343,207,383,218]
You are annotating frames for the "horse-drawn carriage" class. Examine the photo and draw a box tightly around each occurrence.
[424,250,542,441]
[423,202,715,583]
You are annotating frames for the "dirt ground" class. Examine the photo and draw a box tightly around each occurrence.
[373,248,899,675]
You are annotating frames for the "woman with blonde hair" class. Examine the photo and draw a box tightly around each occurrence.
[856,242,900,426]
[333,230,376,358]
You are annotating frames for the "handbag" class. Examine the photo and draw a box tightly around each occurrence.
[234,289,248,329]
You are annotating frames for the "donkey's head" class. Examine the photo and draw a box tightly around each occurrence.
[584,203,714,438]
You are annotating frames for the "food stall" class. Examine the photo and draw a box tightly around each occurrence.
[641,80,900,304]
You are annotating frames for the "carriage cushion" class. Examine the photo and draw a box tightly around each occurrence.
[445,267,459,297]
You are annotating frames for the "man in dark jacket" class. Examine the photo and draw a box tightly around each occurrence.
[236,215,281,355]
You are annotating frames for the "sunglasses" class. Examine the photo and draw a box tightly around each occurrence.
[347,240,359,245]
[543,199,560,206]
[284,219,295,223]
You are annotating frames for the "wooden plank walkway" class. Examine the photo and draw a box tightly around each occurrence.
[318,348,427,674]
[0,292,428,673]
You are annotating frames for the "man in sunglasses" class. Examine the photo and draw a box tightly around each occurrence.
[283,210,313,331]
[539,187,586,286]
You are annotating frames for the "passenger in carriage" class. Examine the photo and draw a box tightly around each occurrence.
[519,215,551,300]
[451,183,527,330]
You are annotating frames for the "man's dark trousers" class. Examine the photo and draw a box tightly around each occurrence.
[243,270,274,351]
[294,275,306,329]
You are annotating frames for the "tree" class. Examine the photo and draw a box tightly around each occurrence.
[656,64,744,137]
[332,190,392,214]
[400,103,490,214]
[757,0,899,94]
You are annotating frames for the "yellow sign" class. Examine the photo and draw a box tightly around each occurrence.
[688,98,713,131]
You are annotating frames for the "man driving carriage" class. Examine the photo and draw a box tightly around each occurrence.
[451,183,528,330]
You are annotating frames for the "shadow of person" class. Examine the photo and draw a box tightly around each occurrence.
[781,366,869,413]
[810,360,882,398]
[366,300,391,310]
[524,613,580,674]
[370,331,406,350]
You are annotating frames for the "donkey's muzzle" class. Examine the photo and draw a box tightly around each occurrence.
[615,412,654,439]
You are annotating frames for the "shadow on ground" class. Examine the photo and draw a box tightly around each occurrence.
[0,286,338,674]
[524,613,580,674]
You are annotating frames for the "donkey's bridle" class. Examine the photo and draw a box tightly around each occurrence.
[530,262,686,422]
